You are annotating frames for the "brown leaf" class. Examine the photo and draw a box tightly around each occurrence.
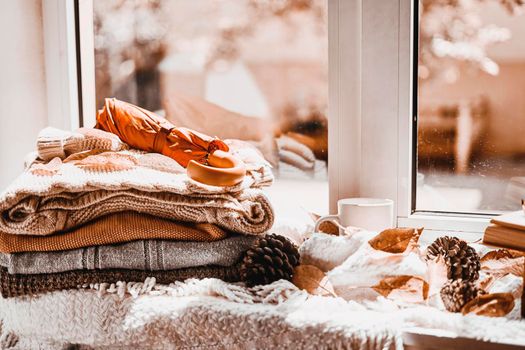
[368,227,423,253]
[481,249,525,261]
[292,264,336,297]
[372,275,429,302]
[461,293,515,317]
[481,249,514,262]
[481,257,524,277]
[309,213,339,235]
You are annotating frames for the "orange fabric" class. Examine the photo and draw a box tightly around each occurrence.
[95,98,229,168]
[0,212,228,253]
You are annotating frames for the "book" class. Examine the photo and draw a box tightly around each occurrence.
[490,210,525,231]
[483,224,525,251]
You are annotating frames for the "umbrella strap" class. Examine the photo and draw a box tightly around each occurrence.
[152,126,173,155]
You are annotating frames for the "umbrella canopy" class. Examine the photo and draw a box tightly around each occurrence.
[96,98,230,167]
[95,98,245,186]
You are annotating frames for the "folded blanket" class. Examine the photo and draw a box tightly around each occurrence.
[0,264,241,298]
[0,212,233,253]
[0,148,274,236]
[0,234,257,274]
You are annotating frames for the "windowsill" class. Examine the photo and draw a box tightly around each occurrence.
[398,212,490,234]
[402,327,524,350]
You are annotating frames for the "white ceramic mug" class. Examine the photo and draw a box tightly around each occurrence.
[314,198,394,233]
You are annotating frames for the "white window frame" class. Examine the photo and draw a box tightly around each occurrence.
[42,0,80,130]
[46,0,490,234]
[42,0,96,129]
[329,0,490,234]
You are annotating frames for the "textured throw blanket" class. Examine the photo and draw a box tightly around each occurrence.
[0,265,242,298]
[0,279,401,349]
[0,128,274,236]
[0,234,257,274]
[0,212,233,253]
[2,279,524,349]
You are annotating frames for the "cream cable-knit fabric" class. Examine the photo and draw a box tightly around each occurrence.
[35,127,274,189]
[1,278,525,349]
[0,279,402,350]
[37,127,129,160]
[0,149,274,236]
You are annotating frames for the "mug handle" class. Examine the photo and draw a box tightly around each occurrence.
[314,214,340,233]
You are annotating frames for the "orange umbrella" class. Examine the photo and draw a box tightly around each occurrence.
[95,98,246,186]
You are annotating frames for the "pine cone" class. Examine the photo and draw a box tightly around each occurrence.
[240,234,300,287]
[426,236,480,281]
[440,279,486,312]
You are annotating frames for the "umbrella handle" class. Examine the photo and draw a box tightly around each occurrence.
[187,150,246,187]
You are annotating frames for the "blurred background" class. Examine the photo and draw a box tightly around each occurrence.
[92,0,329,221]
[417,0,525,214]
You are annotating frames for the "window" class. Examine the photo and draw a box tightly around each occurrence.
[66,0,511,233]
[416,0,525,215]
[88,0,329,223]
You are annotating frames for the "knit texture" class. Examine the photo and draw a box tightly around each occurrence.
[0,170,273,237]
[0,265,242,298]
[0,127,274,237]
[36,126,274,188]
[0,212,231,253]
[37,127,129,161]
[1,278,523,349]
[0,279,402,349]
[0,234,258,274]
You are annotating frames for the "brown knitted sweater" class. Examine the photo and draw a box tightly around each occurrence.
[0,212,228,253]
[0,264,241,298]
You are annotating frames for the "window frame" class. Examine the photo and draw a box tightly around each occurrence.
[58,0,490,234]
[330,0,490,233]
[42,0,81,130]
[43,0,96,129]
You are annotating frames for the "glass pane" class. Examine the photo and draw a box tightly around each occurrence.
[417,0,525,214]
[93,0,329,221]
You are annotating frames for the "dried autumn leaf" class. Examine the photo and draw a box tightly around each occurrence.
[372,275,429,302]
[481,249,514,262]
[481,257,524,277]
[461,293,515,317]
[368,227,423,254]
[292,264,336,297]
[481,249,525,261]
[309,212,339,235]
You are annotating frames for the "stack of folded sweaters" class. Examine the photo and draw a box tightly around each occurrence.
[0,127,276,298]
